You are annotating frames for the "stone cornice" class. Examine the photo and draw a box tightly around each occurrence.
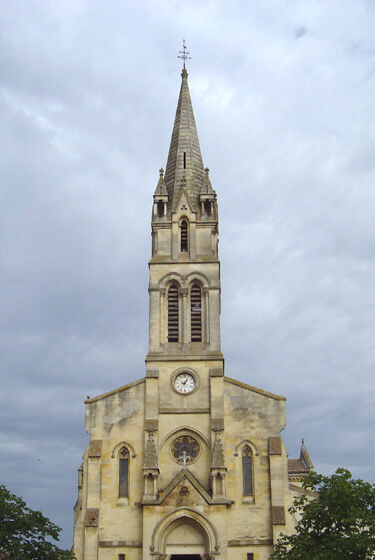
[99,541,142,548]
[85,378,145,404]
[224,377,285,401]
[228,538,273,547]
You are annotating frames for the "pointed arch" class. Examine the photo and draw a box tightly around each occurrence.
[234,439,259,457]
[111,441,136,458]
[157,272,184,291]
[150,507,219,555]
[160,424,209,450]
[185,271,210,288]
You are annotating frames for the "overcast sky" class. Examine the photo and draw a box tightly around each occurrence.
[1,0,375,549]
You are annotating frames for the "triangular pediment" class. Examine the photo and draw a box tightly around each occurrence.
[173,188,196,218]
[157,469,211,506]
[141,468,231,506]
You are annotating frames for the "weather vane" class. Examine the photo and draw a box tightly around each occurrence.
[178,39,191,69]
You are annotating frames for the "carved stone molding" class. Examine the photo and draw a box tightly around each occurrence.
[272,506,286,525]
[145,419,159,432]
[85,508,99,527]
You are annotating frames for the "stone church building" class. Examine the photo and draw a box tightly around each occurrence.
[73,66,313,560]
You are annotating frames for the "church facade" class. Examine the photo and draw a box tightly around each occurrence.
[73,66,313,560]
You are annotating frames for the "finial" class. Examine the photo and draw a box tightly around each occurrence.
[159,168,164,177]
[178,39,191,71]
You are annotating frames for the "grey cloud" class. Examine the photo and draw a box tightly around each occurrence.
[1,0,375,549]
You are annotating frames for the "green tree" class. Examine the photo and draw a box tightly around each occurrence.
[0,484,75,560]
[271,468,375,560]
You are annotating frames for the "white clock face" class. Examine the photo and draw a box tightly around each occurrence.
[174,372,195,394]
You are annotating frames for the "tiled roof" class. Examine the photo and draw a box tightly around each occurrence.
[288,458,310,474]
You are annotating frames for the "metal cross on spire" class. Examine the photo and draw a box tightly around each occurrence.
[178,39,191,69]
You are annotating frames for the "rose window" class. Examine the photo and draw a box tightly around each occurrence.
[171,435,200,465]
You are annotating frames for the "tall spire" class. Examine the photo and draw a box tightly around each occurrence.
[164,64,205,211]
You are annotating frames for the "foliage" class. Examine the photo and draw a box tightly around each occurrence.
[271,468,375,560]
[0,484,75,560]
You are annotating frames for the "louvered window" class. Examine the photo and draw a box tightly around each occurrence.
[180,220,188,252]
[242,445,253,496]
[119,447,129,498]
[190,284,202,342]
[168,284,179,342]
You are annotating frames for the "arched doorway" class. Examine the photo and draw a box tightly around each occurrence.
[151,507,219,560]
[166,519,205,559]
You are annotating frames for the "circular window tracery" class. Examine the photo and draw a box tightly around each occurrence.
[171,435,200,465]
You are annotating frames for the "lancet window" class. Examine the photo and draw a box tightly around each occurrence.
[119,446,129,498]
[190,283,202,342]
[242,445,253,496]
[167,283,179,342]
[180,220,188,252]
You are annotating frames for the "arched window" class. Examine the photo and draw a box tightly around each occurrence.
[168,284,179,342]
[180,220,188,252]
[119,446,129,498]
[190,283,202,342]
[242,445,253,496]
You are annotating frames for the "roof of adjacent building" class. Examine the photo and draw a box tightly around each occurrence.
[288,439,314,474]
[288,458,310,474]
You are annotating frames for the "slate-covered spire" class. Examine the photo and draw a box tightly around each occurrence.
[164,67,205,211]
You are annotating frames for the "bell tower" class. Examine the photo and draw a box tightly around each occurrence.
[143,64,227,518]
[147,67,222,362]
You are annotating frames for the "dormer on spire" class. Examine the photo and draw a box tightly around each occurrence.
[153,168,168,218]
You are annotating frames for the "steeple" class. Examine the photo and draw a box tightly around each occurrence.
[148,61,221,359]
[164,67,205,212]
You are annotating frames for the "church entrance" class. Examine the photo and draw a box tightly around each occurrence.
[170,555,201,560]
[165,520,206,558]
[170,556,201,560]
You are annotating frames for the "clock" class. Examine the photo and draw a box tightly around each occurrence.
[174,372,195,394]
